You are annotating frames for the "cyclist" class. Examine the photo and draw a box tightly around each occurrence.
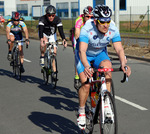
[75,5,131,130]
[6,12,30,73]
[39,5,67,78]
[71,6,93,91]
[0,14,5,27]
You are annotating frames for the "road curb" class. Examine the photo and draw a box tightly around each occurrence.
[108,52,150,62]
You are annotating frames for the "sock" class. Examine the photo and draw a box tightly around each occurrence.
[78,106,85,114]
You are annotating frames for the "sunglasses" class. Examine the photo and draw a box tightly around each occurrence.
[85,15,94,19]
[47,14,55,17]
[97,20,111,25]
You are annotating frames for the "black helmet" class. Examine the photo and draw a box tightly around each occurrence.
[12,12,20,21]
[45,5,56,14]
[94,5,112,21]
[83,6,93,15]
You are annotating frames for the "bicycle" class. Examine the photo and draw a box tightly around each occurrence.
[80,66,128,134]
[41,41,58,88]
[10,40,28,80]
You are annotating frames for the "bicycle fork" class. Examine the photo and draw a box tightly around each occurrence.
[100,76,114,124]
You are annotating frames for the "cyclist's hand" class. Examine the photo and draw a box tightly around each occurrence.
[25,39,30,45]
[7,39,11,45]
[84,67,94,78]
[121,65,131,77]
[63,39,67,48]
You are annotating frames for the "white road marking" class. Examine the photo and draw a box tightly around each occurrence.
[24,58,31,63]
[115,96,148,111]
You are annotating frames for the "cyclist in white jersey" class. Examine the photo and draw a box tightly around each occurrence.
[76,4,131,130]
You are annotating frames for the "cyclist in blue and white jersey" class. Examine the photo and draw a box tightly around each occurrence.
[75,5,131,130]
[6,12,30,73]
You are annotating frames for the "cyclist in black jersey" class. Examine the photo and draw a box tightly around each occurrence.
[38,5,67,75]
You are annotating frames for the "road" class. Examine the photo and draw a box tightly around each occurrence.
[0,35,150,134]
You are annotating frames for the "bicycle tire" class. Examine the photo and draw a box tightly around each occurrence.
[16,51,21,80]
[110,80,115,99]
[99,91,118,134]
[50,55,58,89]
[42,54,49,84]
[12,52,16,77]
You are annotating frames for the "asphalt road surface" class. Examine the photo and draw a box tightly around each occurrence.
[0,35,150,134]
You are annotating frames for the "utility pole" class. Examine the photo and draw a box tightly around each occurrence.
[115,0,120,30]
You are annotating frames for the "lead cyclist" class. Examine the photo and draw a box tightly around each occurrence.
[75,4,131,130]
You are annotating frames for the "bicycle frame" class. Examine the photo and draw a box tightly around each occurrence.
[45,42,56,68]
[90,67,126,120]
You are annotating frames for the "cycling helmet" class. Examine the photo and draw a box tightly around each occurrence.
[94,4,112,21]
[45,5,56,14]
[12,12,20,21]
[83,6,93,15]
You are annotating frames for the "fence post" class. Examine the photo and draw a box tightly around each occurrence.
[148,5,149,33]
[130,6,131,32]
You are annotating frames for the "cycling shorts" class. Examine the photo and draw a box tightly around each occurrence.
[43,33,58,48]
[75,49,110,75]
[10,32,23,46]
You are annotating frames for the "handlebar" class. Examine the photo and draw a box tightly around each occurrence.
[93,66,128,83]
[11,40,29,49]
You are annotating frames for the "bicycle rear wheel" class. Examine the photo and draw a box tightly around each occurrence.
[50,55,58,89]
[99,91,117,134]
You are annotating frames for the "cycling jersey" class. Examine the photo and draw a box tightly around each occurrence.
[75,14,85,29]
[6,20,26,40]
[71,14,85,51]
[38,15,65,40]
[75,19,121,74]
[76,19,121,56]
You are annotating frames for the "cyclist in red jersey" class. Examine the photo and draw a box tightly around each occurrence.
[72,6,93,91]
[0,14,5,27]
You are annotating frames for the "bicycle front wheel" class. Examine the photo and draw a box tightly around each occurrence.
[50,55,58,89]
[16,51,21,80]
[99,91,117,134]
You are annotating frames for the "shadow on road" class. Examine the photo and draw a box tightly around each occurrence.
[28,112,80,134]
[40,96,78,111]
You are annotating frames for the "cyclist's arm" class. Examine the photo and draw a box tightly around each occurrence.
[113,42,131,76]
[79,41,90,68]
[6,26,11,40]
[57,25,65,40]
[57,25,67,47]
[22,26,29,40]
[75,28,80,40]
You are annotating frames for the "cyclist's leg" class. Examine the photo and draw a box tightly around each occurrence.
[75,50,91,130]
[7,33,15,60]
[40,34,48,57]
[52,45,57,72]
[73,37,81,90]
[40,34,48,66]
[93,50,112,92]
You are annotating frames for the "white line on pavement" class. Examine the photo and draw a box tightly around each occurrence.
[115,96,148,111]
[24,58,31,63]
